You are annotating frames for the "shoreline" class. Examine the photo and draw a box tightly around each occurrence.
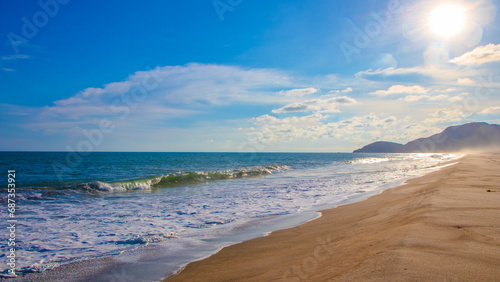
[3,153,481,282]
[165,152,500,281]
[161,156,459,279]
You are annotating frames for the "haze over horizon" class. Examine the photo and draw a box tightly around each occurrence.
[1,0,500,152]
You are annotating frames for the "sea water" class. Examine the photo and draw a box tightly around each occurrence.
[0,152,461,280]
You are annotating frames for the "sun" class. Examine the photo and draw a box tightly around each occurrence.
[429,5,466,38]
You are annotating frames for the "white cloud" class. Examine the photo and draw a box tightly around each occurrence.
[424,108,469,124]
[1,54,30,60]
[356,67,432,83]
[58,63,290,107]
[403,94,462,103]
[271,96,357,114]
[450,44,500,66]
[481,106,500,114]
[249,113,401,145]
[332,96,357,104]
[329,87,353,94]
[278,87,318,97]
[457,77,475,85]
[53,96,87,106]
[448,96,463,102]
[428,94,448,101]
[356,65,485,86]
[272,103,311,113]
[371,85,428,96]
[251,113,327,142]
[404,95,428,102]
[254,113,325,128]
[16,64,297,134]
[4,58,497,151]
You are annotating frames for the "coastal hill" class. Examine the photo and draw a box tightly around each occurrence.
[353,122,500,153]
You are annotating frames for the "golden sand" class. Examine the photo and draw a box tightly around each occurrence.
[165,153,500,281]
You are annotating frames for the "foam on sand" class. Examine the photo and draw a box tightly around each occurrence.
[165,153,500,281]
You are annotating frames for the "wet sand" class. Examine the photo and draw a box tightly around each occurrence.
[165,153,500,281]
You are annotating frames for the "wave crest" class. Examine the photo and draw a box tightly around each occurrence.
[81,165,289,192]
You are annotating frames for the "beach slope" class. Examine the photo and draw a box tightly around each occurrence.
[165,153,500,281]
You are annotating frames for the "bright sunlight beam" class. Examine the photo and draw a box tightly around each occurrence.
[429,5,467,38]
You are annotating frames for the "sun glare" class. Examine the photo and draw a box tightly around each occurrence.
[429,5,466,38]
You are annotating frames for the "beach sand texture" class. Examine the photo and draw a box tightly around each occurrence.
[166,153,500,281]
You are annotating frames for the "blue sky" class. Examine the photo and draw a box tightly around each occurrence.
[1,0,500,152]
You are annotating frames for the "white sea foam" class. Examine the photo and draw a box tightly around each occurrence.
[0,153,462,278]
[79,165,290,192]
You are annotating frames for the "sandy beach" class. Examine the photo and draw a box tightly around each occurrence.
[165,153,500,281]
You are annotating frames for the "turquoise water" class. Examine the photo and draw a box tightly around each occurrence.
[0,152,460,280]
[1,152,356,188]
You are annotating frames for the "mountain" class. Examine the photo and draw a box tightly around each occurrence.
[353,122,500,153]
[352,141,405,153]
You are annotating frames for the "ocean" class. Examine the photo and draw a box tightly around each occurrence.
[0,152,461,280]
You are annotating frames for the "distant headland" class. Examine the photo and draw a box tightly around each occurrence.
[353,122,500,153]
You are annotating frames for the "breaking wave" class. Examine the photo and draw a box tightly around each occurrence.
[80,165,290,192]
